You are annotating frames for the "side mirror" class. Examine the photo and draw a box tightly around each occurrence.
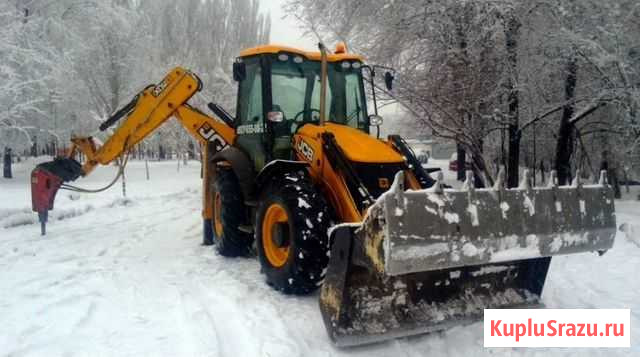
[384,71,394,90]
[369,114,383,126]
[267,111,284,123]
[233,61,246,81]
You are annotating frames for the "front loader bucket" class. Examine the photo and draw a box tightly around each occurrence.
[320,169,616,346]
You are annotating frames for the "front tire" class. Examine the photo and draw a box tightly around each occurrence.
[256,170,331,295]
[212,167,253,257]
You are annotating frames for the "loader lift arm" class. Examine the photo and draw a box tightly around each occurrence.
[31,67,237,234]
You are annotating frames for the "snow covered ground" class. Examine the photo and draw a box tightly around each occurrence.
[1,158,639,356]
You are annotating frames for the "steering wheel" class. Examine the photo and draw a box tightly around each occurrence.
[293,108,321,122]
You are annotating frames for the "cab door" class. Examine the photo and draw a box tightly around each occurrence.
[234,57,268,171]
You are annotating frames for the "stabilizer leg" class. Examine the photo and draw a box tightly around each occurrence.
[203,218,214,245]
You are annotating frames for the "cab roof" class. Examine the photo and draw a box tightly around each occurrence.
[239,44,364,63]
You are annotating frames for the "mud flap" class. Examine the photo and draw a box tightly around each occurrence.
[319,169,616,347]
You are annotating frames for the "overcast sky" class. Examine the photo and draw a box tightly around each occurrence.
[261,0,316,50]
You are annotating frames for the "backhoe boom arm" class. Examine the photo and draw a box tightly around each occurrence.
[69,67,236,175]
[31,67,237,235]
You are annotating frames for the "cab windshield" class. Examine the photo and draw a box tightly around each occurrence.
[270,53,369,132]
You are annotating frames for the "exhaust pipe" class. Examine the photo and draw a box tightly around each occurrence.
[318,42,328,126]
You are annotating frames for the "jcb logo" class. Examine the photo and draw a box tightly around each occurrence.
[198,123,227,152]
[297,139,314,162]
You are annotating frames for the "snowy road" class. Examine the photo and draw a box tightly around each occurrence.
[1,159,638,356]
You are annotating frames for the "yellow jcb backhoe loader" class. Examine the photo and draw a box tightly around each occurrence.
[31,43,616,346]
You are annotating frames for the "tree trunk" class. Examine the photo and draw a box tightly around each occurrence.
[159,145,166,160]
[600,155,621,199]
[471,151,491,188]
[555,58,578,185]
[507,128,521,188]
[505,16,521,188]
[609,169,621,199]
[188,141,195,160]
[3,147,12,179]
[452,9,470,183]
[456,143,466,181]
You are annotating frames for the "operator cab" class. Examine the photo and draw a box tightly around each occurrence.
[232,44,370,170]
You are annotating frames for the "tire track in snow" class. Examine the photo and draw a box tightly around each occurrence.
[175,289,222,357]
[0,187,198,230]
[187,254,304,357]
[74,301,98,330]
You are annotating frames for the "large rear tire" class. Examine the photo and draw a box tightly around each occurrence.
[256,170,331,294]
[212,167,253,257]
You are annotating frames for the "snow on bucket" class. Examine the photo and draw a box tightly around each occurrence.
[363,169,616,276]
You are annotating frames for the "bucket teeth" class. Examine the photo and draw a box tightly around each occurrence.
[599,169,608,185]
[461,170,474,191]
[430,171,444,194]
[518,169,532,190]
[548,170,558,188]
[571,169,583,188]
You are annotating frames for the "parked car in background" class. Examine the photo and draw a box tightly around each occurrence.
[449,152,472,172]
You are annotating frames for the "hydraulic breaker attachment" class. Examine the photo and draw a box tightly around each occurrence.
[31,157,83,235]
[320,169,616,346]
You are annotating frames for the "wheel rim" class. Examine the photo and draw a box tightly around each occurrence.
[262,203,290,267]
[213,191,223,237]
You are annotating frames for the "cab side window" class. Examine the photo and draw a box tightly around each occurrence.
[234,59,267,170]
[236,61,263,125]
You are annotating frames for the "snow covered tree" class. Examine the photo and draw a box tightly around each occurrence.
[289,0,640,187]
[288,0,515,186]
[1,0,269,162]
[135,0,270,158]
[0,2,64,156]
